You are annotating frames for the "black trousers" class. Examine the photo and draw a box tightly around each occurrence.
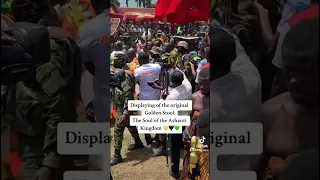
[170,133,183,171]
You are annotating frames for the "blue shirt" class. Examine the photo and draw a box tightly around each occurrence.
[77,10,110,122]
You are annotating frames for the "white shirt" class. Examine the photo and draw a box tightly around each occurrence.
[168,68,192,92]
[272,0,311,68]
[165,83,192,116]
[210,30,262,170]
[134,63,162,100]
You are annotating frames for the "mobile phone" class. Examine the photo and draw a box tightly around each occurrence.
[147,81,154,86]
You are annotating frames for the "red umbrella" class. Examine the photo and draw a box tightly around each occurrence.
[135,14,155,22]
[125,12,141,21]
[110,3,124,23]
[111,18,121,36]
[165,0,209,24]
[154,0,172,22]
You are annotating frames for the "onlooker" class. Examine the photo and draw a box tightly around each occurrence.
[257,18,319,179]
[134,51,161,144]
[209,23,262,170]
[161,70,192,179]
[77,6,110,170]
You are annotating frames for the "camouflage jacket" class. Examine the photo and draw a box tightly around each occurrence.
[111,70,135,111]
[1,27,82,169]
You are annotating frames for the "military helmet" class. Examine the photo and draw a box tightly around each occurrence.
[113,53,128,68]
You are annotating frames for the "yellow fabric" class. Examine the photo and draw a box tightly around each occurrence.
[170,50,180,65]
[60,0,96,38]
[160,34,168,43]
[129,58,140,74]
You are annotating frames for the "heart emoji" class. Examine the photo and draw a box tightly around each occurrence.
[169,126,174,130]
[174,125,180,130]
[163,125,169,130]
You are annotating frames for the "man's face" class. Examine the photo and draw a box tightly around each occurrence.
[199,79,210,95]
[177,46,184,53]
[151,53,160,61]
[155,40,161,47]
[284,57,318,105]
[147,42,153,50]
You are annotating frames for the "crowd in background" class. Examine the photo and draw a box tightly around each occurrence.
[1,0,319,180]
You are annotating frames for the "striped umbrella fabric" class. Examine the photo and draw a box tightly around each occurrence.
[111,18,120,36]
[110,3,124,22]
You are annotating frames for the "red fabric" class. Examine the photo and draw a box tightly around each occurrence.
[135,14,155,22]
[287,4,319,26]
[200,63,210,70]
[154,0,172,21]
[165,0,210,24]
[125,12,141,21]
[10,152,22,179]
[112,109,117,119]
[110,13,124,24]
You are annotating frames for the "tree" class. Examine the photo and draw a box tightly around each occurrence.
[146,0,152,7]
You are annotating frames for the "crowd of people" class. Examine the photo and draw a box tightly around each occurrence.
[1,0,319,180]
[110,0,319,180]
[111,19,210,178]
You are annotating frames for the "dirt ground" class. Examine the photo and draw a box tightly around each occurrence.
[110,127,184,180]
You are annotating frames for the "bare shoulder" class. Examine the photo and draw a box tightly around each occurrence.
[262,92,290,114]
[261,92,291,129]
[192,91,201,99]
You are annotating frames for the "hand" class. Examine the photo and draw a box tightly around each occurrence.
[253,0,268,14]
[189,62,194,68]
[35,166,58,180]
[119,114,129,125]
[160,90,167,99]
[182,128,191,147]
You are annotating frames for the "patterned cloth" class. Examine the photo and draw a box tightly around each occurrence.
[181,111,200,180]
[128,58,140,74]
[60,1,96,38]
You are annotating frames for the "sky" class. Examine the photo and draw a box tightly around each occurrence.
[118,0,158,8]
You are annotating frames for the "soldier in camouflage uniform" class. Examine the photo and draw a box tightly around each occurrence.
[2,18,82,180]
[110,53,144,166]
